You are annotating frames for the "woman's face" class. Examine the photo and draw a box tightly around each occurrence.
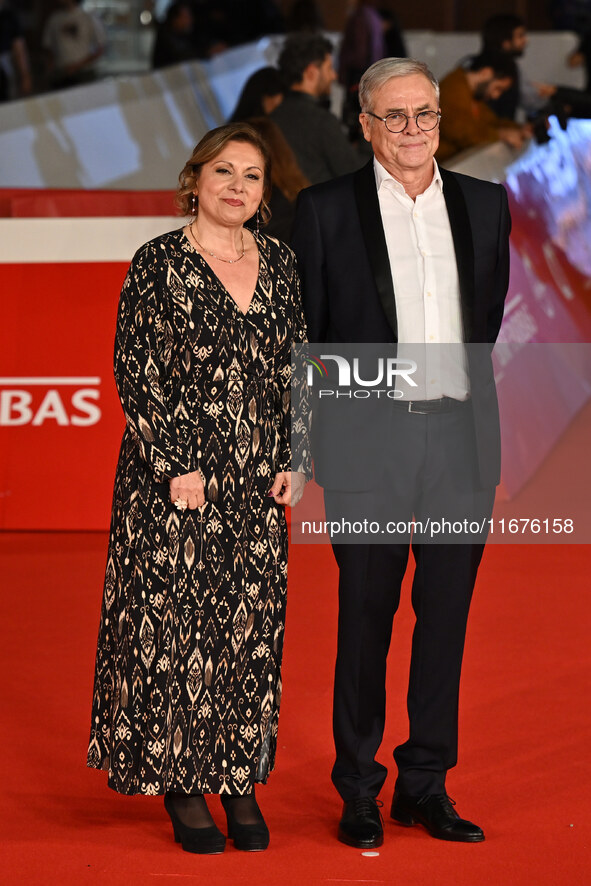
[195,140,265,227]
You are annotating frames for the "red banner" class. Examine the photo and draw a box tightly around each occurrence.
[0,262,126,529]
[0,210,183,530]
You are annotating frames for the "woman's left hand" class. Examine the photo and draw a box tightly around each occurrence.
[269,471,307,507]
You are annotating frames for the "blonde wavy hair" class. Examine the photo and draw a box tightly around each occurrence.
[176,122,272,224]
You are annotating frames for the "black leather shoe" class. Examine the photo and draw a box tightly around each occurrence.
[338,797,384,848]
[391,791,484,842]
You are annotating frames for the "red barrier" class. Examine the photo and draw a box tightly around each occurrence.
[0,188,177,218]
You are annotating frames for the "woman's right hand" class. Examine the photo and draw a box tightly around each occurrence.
[170,470,206,510]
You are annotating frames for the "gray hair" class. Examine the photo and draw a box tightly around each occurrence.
[358,58,440,112]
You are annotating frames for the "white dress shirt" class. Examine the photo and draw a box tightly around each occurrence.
[374,157,469,400]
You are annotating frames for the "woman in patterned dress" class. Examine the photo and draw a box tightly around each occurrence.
[87,123,310,854]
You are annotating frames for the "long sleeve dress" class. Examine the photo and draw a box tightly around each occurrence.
[87,228,309,796]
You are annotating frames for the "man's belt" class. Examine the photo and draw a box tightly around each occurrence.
[391,396,469,414]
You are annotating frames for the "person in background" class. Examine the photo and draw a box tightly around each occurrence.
[241,0,285,40]
[229,67,309,241]
[286,0,325,33]
[191,0,284,56]
[339,0,386,141]
[340,0,386,92]
[182,0,225,58]
[247,115,310,242]
[221,0,285,44]
[338,5,406,144]
[568,26,591,91]
[87,122,310,855]
[437,51,529,162]
[549,0,591,31]
[481,14,554,121]
[380,7,406,59]
[272,32,363,184]
[481,13,591,123]
[0,0,32,100]
[152,1,196,69]
[228,66,285,122]
[42,0,106,90]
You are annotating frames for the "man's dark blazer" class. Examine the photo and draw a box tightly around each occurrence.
[291,160,511,490]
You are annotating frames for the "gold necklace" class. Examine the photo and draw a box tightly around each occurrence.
[190,224,245,263]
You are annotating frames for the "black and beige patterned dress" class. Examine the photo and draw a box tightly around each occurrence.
[87,228,309,796]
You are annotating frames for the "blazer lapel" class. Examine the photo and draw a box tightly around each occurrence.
[440,168,476,342]
[354,161,397,338]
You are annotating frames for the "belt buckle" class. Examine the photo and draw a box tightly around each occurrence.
[408,400,428,414]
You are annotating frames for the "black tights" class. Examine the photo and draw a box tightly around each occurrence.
[167,790,262,828]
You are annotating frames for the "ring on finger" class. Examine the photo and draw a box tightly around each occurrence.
[174,499,188,511]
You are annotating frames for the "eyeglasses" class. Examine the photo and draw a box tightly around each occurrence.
[364,110,441,133]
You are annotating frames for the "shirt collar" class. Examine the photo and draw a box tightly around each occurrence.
[373,157,443,195]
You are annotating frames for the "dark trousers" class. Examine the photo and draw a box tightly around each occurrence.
[325,406,495,800]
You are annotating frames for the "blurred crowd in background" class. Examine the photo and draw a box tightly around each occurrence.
[2,1,591,100]
[3,0,591,241]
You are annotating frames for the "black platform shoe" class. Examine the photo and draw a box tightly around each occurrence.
[220,793,270,851]
[164,793,226,854]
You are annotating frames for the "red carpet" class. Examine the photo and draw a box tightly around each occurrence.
[1,530,590,885]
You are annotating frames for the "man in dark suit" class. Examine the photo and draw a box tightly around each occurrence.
[291,58,511,848]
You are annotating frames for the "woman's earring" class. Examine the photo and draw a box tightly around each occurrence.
[255,208,260,236]
[192,194,197,214]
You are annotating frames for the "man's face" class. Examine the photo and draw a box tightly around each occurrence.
[174,7,194,33]
[507,26,528,57]
[313,54,337,97]
[359,74,440,180]
[475,75,512,101]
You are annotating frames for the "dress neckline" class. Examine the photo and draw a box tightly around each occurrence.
[181,225,262,316]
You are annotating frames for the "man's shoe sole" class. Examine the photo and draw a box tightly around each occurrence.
[391,812,485,842]
[337,827,384,849]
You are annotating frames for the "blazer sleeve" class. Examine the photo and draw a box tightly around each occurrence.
[291,187,329,343]
[487,184,512,343]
